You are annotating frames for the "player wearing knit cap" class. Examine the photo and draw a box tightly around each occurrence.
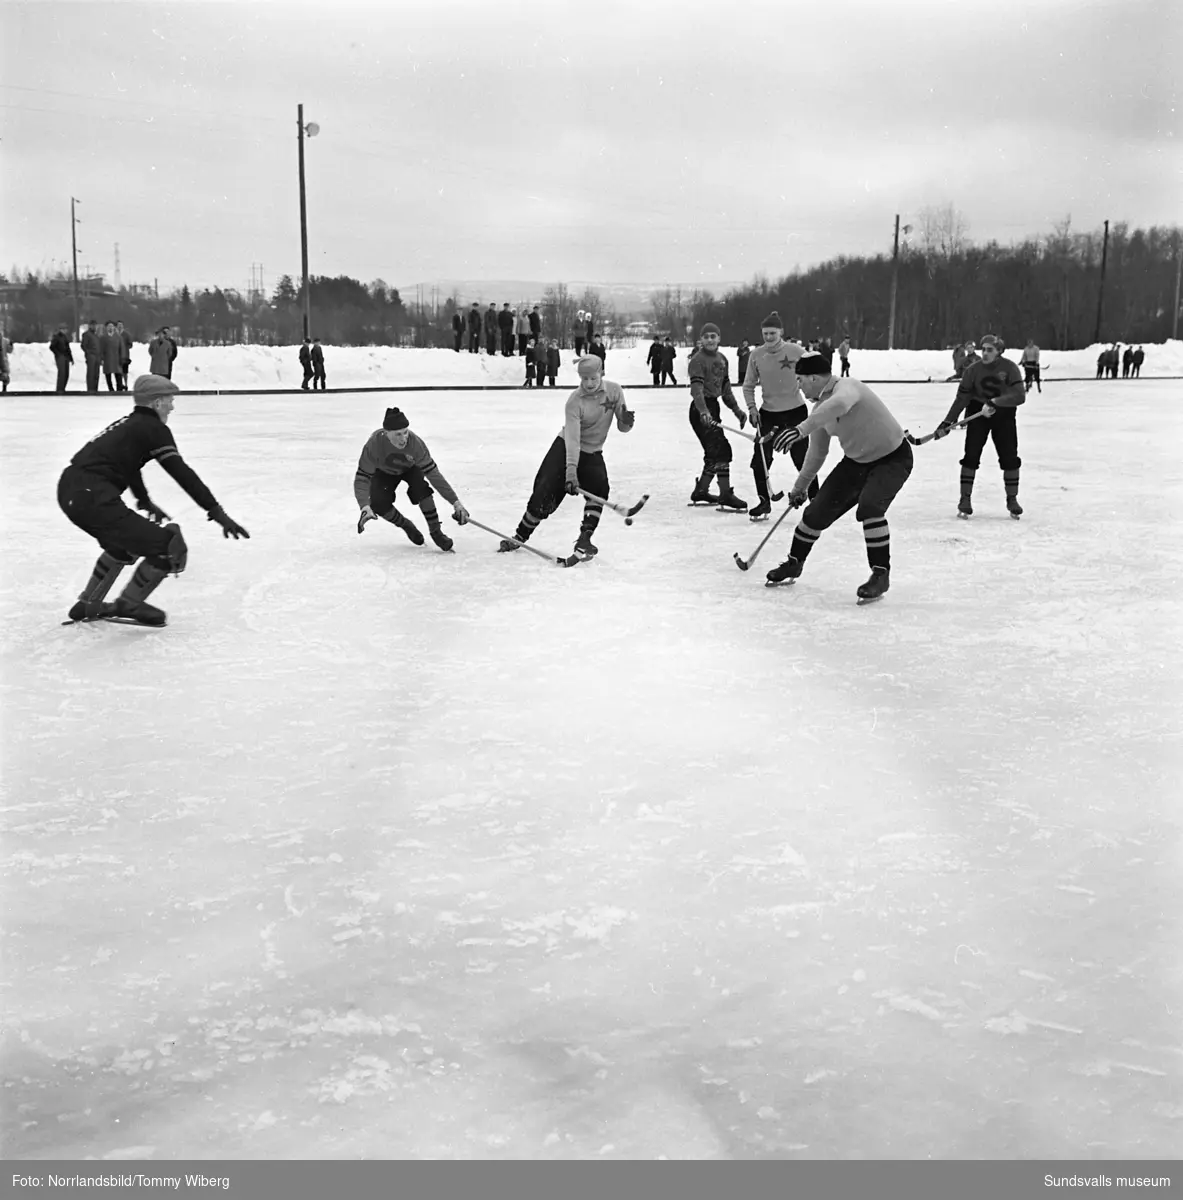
[687,322,749,511]
[354,407,470,550]
[498,355,635,561]
[764,354,912,604]
[57,374,250,626]
[932,333,1026,519]
[741,310,816,519]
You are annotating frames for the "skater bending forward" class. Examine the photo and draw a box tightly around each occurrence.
[765,354,913,603]
[934,333,1025,519]
[500,355,635,561]
[58,373,250,627]
[355,407,470,551]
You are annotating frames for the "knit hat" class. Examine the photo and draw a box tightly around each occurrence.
[980,334,1002,349]
[700,322,720,337]
[760,311,784,330]
[383,407,410,430]
[132,374,179,403]
[577,355,603,378]
[795,353,832,377]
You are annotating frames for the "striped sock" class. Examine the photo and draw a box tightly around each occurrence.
[580,505,603,537]
[120,561,167,603]
[790,519,822,563]
[959,467,976,502]
[419,495,441,532]
[515,510,541,543]
[716,466,732,493]
[1003,468,1020,499]
[862,517,890,571]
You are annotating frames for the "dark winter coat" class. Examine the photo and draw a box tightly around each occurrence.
[120,329,133,364]
[646,340,662,371]
[498,307,514,334]
[467,307,481,333]
[452,313,463,333]
[81,329,102,362]
[299,342,312,367]
[50,332,74,362]
[529,310,541,337]
[101,332,123,373]
[661,343,677,369]
[546,345,560,375]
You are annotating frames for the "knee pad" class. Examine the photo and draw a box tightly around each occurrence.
[144,523,187,574]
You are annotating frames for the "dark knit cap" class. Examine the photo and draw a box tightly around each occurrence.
[795,353,832,377]
[700,322,720,337]
[760,311,784,330]
[383,407,410,431]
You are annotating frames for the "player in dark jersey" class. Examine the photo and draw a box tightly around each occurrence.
[934,333,1026,519]
[58,374,250,626]
[687,322,748,511]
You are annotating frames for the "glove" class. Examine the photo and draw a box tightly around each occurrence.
[451,501,470,525]
[208,505,250,540]
[934,420,955,440]
[618,408,635,431]
[735,409,747,431]
[137,498,172,524]
[565,467,580,496]
[773,426,802,454]
[747,407,760,431]
[981,403,996,418]
[788,486,809,508]
[698,408,718,428]
[357,504,377,534]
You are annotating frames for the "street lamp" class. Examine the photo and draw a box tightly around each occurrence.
[887,214,912,351]
[297,104,319,342]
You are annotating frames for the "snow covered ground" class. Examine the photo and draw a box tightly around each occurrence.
[6,337,1182,393]
[2,361,1181,1160]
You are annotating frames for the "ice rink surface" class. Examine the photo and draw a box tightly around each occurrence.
[2,379,1181,1159]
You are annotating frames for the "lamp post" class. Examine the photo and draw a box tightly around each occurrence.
[886,213,912,350]
[297,104,319,342]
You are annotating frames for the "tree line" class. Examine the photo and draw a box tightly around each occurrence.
[689,214,1182,350]
[4,214,1178,349]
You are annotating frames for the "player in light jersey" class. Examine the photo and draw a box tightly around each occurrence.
[499,355,635,561]
[765,354,913,603]
[741,310,816,520]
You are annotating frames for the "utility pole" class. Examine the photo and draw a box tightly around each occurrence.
[887,214,900,350]
[1173,235,1182,342]
[297,103,316,342]
[113,242,121,291]
[70,198,81,336]
[1093,218,1110,345]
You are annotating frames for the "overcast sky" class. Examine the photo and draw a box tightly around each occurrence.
[2,0,1179,297]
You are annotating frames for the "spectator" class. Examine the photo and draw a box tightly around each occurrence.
[529,305,542,340]
[81,319,102,392]
[544,338,560,387]
[837,335,851,378]
[736,338,751,386]
[466,303,481,353]
[961,341,980,374]
[1107,344,1120,379]
[101,320,123,391]
[50,325,74,393]
[1132,346,1144,377]
[660,336,678,385]
[451,309,463,352]
[646,335,663,386]
[149,326,177,377]
[523,337,537,387]
[116,320,133,389]
[298,337,314,390]
[585,313,595,351]
[498,303,514,356]
[1095,349,1106,380]
[572,313,586,357]
[516,306,530,357]
[1122,345,1134,378]
[311,337,326,390]
[485,304,499,355]
[588,334,606,367]
[0,328,9,393]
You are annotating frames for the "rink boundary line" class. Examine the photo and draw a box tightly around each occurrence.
[5,376,1179,398]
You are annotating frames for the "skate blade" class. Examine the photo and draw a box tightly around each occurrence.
[562,554,596,568]
[687,501,719,507]
[63,615,165,627]
[957,512,972,520]
[764,579,797,589]
[1009,513,1022,521]
[716,506,749,514]
[856,595,885,606]
[748,514,770,523]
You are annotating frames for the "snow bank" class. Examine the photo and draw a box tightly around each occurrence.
[6,338,1181,393]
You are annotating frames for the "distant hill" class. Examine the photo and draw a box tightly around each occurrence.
[406,279,749,320]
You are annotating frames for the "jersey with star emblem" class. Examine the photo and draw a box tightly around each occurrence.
[741,341,808,412]
[562,380,632,472]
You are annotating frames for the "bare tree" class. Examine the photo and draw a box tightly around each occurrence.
[916,203,970,262]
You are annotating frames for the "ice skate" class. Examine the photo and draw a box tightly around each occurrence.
[748,497,772,522]
[765,556,802,588]
[113,596,167,626]
[957,497,973,519]
[716,490,748,513]
[1007,497,1023,520]
[572,531,599,560]
[66,599,116,623]
[856,567,890,604]
[430,529,455,552]
[394,515,425,546]
[689,480,721,507]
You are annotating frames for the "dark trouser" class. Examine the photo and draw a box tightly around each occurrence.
[651,370,662,386]
[86,358,101,392]
[1023,364,1041,392]
[545,371,556,386]
[840,357,850,377]
[789,440,913,571]
[574,337,585,357]
[689,399,731,468]
[56,358,71,392]
[751,405,815,501]
[301,365,313,389]
[369,466,432,514]
[487,332,498,355]
[661,367,676,385]
[468,331,480,352]
[518,334,528,356]
[104,370,118,391]
[58,467,174,564]
[312,367,326,390]
[501,331,513,355]
[525,436,609,520]
[119,363,130,390]
[960,406,1019,472]
[454,331,463,352]
[525,364,536,386]
[1133,364,1141,377]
